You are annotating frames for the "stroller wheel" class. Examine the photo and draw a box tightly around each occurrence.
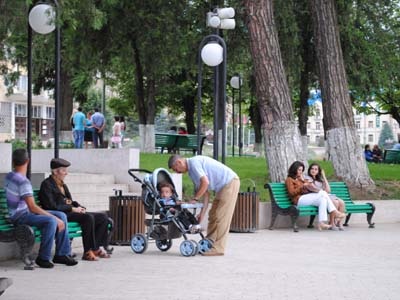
[156,239,173,252]
[180,240,196,257]
[130,234,148,254]
[190,240,199,256]
[198,238,213,254]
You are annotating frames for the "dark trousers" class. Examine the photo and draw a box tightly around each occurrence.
[66,212,109,253]
[93,129,104,148]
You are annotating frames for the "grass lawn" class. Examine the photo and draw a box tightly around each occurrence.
[139,153,400,201]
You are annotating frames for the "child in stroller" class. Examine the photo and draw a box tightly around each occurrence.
[129,168,212,256]
[158,182,202,233]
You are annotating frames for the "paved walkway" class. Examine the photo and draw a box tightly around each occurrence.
[1,223,399,300]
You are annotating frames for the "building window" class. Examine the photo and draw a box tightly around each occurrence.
[315,135,320,142]
[46,107,55,119]
[15,104,27,117]
[356,121,361,129]
[368,134,373,142]
[17,75,28,93]
[316,122,321,130]
[315,108,321,119]
[368,121,373,128]
[33,106,42,118]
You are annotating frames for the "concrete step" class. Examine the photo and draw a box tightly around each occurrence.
[63,173,115,185]
[67,183,129,194]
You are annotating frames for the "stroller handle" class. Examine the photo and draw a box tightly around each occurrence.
[128,169,152,183]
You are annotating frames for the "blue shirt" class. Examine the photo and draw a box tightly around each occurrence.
[4,171,32,221]
[187,156,238,193]
[73,111,86,131]
[91,112,105,129]
[85,119,95,132]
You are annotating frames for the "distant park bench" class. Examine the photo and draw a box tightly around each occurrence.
[265,181,376,232]
[155,133,206,154]
[383,149,400,164]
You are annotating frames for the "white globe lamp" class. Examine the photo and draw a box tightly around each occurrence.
[29,4,56,34]
[201,43,223,67]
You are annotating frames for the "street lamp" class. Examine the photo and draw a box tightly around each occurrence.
[230,75,243,156]
[28,1,60,178]
[197,35,227,162]
[196,7,235,163]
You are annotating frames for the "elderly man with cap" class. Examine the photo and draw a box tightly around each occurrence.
[38,158,111,261]
[5,149,78,268]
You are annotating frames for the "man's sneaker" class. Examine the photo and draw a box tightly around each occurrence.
[35,257,54,268]
[53,255,78,266]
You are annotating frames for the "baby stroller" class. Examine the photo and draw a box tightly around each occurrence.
[128,168,213,256]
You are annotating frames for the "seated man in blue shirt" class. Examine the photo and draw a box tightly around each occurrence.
[364,144,374,162]
[4,149,78,268]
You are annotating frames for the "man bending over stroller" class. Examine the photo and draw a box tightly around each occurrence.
[158,182,201,233]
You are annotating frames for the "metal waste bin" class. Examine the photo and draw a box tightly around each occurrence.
[230,188,259,233]
[109,193,145,245]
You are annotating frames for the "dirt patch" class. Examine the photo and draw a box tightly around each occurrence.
[349,180,400,200]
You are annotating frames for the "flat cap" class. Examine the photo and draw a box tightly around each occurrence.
[50,158,71,169]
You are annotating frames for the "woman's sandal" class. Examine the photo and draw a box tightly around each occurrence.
[318,223,332,231]
[93,249,111,258]
[82,250,99,261]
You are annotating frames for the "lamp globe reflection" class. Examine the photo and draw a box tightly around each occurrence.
[201,43,223,67]
[28,4,55,34]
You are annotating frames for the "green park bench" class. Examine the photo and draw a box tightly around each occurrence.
[265,182,376,232]
[155,133,206,154]
[0,189,113,270]
[383,149,400,164]
[155,133,178,153]
[174,134,206,154]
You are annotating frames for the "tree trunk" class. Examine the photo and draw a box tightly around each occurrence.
[244,0,304,182]
[133,40,156,152]
[182,94,195,134]
[59,68,74,141]
[310,0,374,189]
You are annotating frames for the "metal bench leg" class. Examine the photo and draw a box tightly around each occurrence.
[105,217,114,254]
[269,208,278,230]
[366,202,376,228]
[290,215,299,232]
[14,225,35,270]
[343,213,352,227]
[307,215,316,228]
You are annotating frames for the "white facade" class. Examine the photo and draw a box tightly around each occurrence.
[0,71,55,142]
[307,101,400,146]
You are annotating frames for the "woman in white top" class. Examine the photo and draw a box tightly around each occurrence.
[306,163,346,230]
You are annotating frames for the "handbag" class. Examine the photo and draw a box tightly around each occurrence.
[111,135,121,143]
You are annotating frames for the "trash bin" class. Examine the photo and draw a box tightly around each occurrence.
[109,192,145,245]
[230,188,259,233]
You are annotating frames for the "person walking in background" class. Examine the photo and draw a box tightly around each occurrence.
[120,116,126,146]
[5,149,78,268]
[91,108,105,148]
[285,161,346,231]
[72,107,85,149]
[168,154,240,256]
[111,116,122,149]
[39,158,112,261]
[84,111,94,149]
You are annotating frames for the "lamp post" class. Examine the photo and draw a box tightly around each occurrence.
[28,1,60,178]
[197,35,227,162]
[230,83,235,157]
[230,75,243,156]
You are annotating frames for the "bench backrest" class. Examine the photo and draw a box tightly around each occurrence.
[383,149,400,163]
[155,133,177,148]
[267,181,353,207]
